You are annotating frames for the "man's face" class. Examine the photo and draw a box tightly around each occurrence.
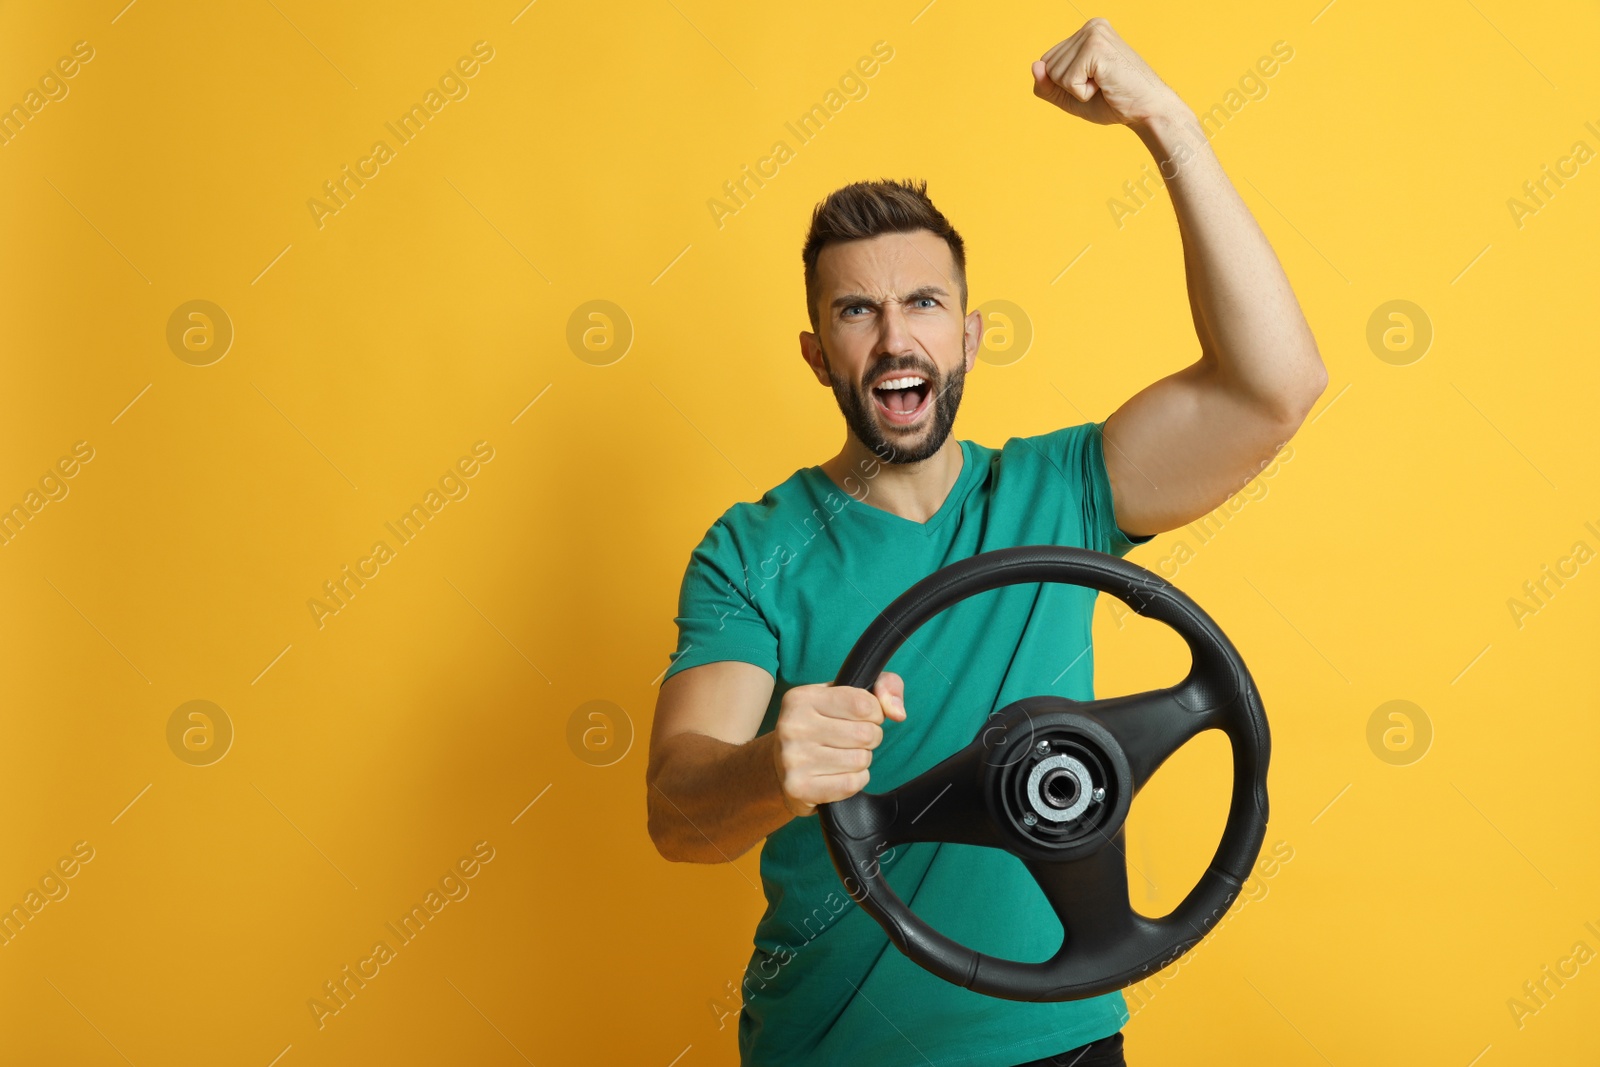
[801,229,981,465]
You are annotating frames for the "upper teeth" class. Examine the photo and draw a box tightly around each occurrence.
[876,376,926,390]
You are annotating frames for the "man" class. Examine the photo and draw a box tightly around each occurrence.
[646,18,1325,1067]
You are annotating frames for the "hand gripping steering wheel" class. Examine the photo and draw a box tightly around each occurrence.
[817,545,1270,1002]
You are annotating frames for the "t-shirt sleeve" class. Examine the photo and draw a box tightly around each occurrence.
[661,518,779,685]
[1037,420,1156,558]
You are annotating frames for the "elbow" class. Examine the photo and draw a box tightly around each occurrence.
[646,810,674,861]
[650,837,693,864]
[646,779,716,864]
[646,786,687,863]
[648,807,741,865]
[1302,349,1329,410]
[649,827,719,865]
[648,814,693,863]
[1269,347,1328,431]
[644,738,757,865]
[645,755,682,861]
[1296,344,1329,417]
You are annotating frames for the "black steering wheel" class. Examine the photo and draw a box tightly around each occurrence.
[817,545,1270,1003]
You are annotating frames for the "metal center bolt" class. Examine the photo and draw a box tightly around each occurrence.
[1024,754,1097,823]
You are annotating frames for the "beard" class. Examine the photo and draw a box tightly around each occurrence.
[821,343,967,466]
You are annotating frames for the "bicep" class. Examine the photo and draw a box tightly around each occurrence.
[649,659,776,762]
[1103,360,1297,538]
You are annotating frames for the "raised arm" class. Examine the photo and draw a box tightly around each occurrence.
[1032,19,1327,538]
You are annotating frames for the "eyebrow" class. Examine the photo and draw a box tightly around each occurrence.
[831,285,950,312]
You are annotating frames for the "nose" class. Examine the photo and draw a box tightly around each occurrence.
[876,303,914,361]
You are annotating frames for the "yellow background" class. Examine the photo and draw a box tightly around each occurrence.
[1,0,1596,1063]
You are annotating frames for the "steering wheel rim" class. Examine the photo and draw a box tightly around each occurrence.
[816,544,1270,1003]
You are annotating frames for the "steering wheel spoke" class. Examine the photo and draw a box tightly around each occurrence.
[1089,687,1223,795]
[1025,830,1139,957]
[875,740,1009,850]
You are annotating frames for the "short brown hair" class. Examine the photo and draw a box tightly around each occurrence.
[801,178,967,332]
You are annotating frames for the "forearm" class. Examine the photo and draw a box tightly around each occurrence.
[647,730,795,863]
[1133,104,1324,419]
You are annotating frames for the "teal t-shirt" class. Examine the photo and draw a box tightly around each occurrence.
[663,421,1154,1067]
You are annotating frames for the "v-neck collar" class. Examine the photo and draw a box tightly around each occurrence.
[804,439,976,537]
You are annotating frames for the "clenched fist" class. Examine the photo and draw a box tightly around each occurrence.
[1031,17,1182,128]
[772,672,907,817]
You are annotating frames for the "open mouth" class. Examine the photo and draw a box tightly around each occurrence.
[871,379,933,426]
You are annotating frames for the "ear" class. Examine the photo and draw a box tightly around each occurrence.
[963,308,983,372]
[799,330,830,386]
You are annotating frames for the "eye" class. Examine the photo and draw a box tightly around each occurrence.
[842,304,869,318]
[913,297,938,309]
